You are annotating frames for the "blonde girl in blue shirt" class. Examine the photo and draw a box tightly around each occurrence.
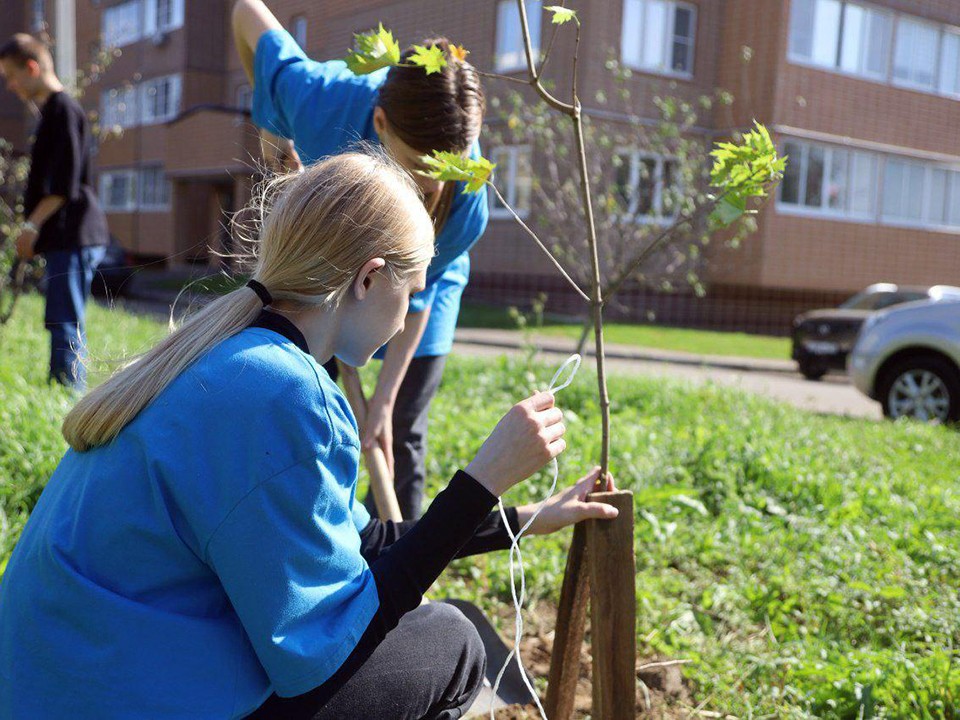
[234,0,491,520]
[0,150,618,719]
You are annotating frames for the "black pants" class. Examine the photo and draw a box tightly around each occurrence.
[247,602,485,719]
[325,355,447,520]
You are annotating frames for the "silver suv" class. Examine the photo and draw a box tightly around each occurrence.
[849,299,960,423]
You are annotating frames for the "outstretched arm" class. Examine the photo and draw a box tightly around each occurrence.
[232,0,283,84]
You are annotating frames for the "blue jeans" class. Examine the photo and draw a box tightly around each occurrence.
[43,246,106,391]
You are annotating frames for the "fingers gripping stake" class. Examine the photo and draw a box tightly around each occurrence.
[491,354,582,719]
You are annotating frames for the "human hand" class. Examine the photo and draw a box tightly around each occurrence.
[518,467,619,536]
[15,228,36,260]
[361,395,394,478]
[466,391,566,497]
[260,129,303,174]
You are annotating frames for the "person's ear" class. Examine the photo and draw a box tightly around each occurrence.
[353,257,387,300]
[372,106,390,138]
[25,59,41,79]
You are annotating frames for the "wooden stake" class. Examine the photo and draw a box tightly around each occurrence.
[337,361,403,523]
[545,522,590,719]
[586,490,636,720]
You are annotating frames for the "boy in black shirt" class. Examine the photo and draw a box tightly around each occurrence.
[0,33,107,390]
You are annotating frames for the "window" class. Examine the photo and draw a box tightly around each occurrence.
[140,75,182,124]
[939,30,960,96]
[101,85,138,130]
[787,0,960,100]
[882,159,960,227]
[139,167,171,210]
[490,146,532,218]
[144,0,184,36]
[100,170,138,212]
[614,151,680,222]
[621,0,696,77]
[31,0,46,32]
[838,3,891,78]
[495,0,541,72]
[779,140,877,218]
[789,0,892,78]
[893,17,939,90]
[291,15,307,49]
[101,167,172,212]
[102,0,143,48]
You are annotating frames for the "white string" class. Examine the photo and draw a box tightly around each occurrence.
[490,353,582,719]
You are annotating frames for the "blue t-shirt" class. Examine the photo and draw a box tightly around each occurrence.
[252,28,489,357]
[0,328,376,719]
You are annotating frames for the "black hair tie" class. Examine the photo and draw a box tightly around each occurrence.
[246,279,273,307]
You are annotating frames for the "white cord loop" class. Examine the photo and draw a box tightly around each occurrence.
[490,353,582,719]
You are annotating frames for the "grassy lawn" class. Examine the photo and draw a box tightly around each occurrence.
[458,301,792,361]
[3,294,959,717]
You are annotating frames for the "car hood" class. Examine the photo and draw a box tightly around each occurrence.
[872,297,960,325]
[797,309,873,323]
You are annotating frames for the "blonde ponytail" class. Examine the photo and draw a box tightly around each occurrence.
[63,150,435,452]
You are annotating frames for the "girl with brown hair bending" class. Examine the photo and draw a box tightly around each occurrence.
[233,0,488,521]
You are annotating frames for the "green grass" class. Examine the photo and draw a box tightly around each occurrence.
[459,301,792,361]
[3,294,960,717]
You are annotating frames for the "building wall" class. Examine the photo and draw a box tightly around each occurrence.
[4,0,956,331]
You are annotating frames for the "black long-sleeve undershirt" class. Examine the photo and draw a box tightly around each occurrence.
[358,500,520,562]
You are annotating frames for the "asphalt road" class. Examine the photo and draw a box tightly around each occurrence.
[452,341,883,421]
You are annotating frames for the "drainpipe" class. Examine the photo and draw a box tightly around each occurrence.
[53,0,77,88]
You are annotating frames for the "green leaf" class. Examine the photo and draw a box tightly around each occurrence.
[344,23,401,75]
[544,5,578,24]
[409,44,447,75]
[419,151,495,193]
[711,194,747,227]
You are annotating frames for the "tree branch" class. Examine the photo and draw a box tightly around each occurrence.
[538,0,565,76]
[605,168,774,301]
[516,0,577,114]
[476,69,531,87]
[488,182,591,303]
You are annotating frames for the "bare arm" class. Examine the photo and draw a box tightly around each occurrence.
[232,0,283,85]
[28,195,66,229]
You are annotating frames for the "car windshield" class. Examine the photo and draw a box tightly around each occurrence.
[840,291,885,310]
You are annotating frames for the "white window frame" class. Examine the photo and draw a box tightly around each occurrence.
[139,166,172,211]
[881,158,960,230]
[940,28,960,98]
[489,145,532,219]
[837,2,892,80]
[139,74,182,125]
[621,0,697,79]
[494,0,541,73]
[613,148,681,224]
[891,15,941,92]
[787,0,960,103]
[102,0,143,49]
[777,137,960,233]
[100,170,139,212]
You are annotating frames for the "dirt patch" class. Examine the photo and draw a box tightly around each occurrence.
[487,603,695,719]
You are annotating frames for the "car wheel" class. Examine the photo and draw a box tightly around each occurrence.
[798,360,827,381]
[878,355,960,423]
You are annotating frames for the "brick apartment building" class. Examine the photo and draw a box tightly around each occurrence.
[4,0,960,332]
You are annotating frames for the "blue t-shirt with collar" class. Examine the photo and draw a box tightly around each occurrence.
[0,327,376,719]
[251,28,489,358]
